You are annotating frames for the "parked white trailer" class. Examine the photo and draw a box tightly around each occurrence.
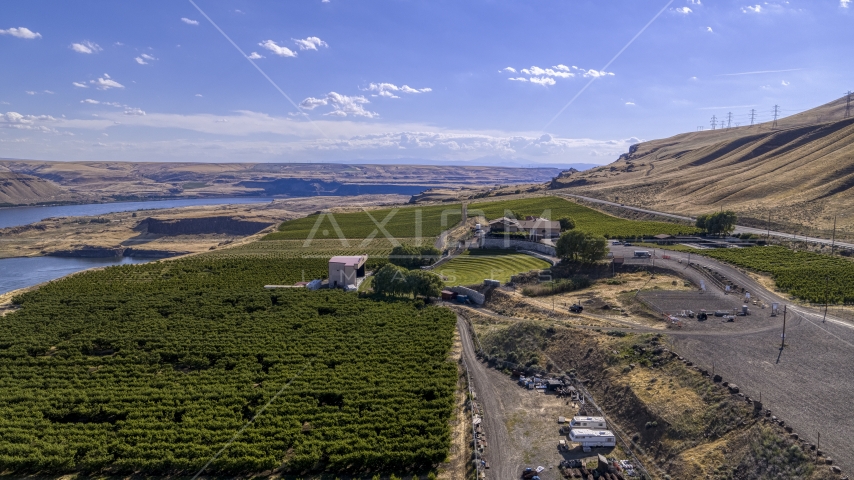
[569,416,607,430]
[568,429,616,447]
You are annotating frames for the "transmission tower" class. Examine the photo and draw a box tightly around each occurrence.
[772,105,780,128]
[710,115,717,130]
[845,91,852,119]
[749,108,757,125]
[727,112,733,129]
[721,120,726,129]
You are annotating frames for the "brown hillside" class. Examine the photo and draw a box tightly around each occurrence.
[0,172,71,205]
[551,95,854,234]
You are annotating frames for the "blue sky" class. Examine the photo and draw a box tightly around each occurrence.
[0,0,852,166]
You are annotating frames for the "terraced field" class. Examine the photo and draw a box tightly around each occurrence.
[434,253,549,286]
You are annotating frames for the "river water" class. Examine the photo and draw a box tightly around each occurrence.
[0,256,154,296]
[0,197,273,230]
[0,197,280,295]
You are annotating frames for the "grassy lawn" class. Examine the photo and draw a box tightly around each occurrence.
[435,252,549,286]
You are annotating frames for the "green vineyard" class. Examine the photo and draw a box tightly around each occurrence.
[470,196,700,238]
[264,204,463,242]
[692,246,854,303]
[0,255,457,476]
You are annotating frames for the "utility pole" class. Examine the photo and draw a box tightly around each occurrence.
[727,112,733,129]
[831,215,837,255]
[823,276,829,323]
[780,305,787,350]
[721,120,726,130]
[766,211,772,239]
[711,115,717,130]
[750,108,757,126]
[772,105,780,128]
[845,91,852,119]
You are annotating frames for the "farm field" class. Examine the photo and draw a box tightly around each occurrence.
[684,245,854,303]
[470,196,700,238]
[0,254,457,476]
[434,252,550,286]
[264,203,463,242]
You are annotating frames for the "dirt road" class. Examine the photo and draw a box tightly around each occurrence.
[457,316,576,480]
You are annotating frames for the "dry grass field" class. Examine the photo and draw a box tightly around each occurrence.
[551,95,854,236]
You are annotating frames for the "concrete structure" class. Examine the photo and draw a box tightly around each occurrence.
[479,237,556,256]
[568,429,616,447]
[328,255,367,289]
[487,216,560,239]
[570,416,607,430]
[448,286,485,305]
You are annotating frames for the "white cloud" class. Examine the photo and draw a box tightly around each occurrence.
[529,77,556,86]
[842,0,851,7]
[70,41,102,54]
[140,53,156,61]
[300,92,377,118]
[195,94,203,97]
[688,0,702,4]
[81,99,100,104]
[0,112,57,132]
[706,26,713,32]
[43,90,54,94]
[363,83,431,98]
[502,67,517,73]
[135,57,148,65]
[742,5,762,13]
[259,40,297,57]
[625,102,636,106]
[247,51,264,59]
[25,91,36,95]
[235,9,245,14]
[781,80,790,86]
[90,75,124,90]
[292,36,328,51]
[0,27,42,39]
[690,76,698,80]
[322,0,330,2]
[521,66,573,78]
[674,6,693,14]
[581,69,615,78]
[181,17,199,25]
[124,108,146,116]
[507,64,613,86]
[72,82,88,88]
[80,99,123,107]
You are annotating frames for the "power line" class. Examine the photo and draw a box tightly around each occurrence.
[710,115,717,130]
[750,108,757,126]
[772,105,780,128]
[727,112,733,129]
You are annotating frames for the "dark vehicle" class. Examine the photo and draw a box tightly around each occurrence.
[697,310,708,321]
[569,304,584,313]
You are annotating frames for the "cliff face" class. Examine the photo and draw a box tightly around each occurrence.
[137,216,273,236]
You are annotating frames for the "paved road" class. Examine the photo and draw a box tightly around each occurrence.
[612,245,854,473]
[558,193,854,250]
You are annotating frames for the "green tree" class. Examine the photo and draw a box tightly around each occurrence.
[372,264,409,296]
[405,270,444,299]
[558,217,576,231]
[556,230,586,261]
[696,211,737,236]
[579,234,608,262]
[389,245,442,269]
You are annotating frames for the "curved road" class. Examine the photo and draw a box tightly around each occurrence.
[457,243,854,476]
[558,192,854,250]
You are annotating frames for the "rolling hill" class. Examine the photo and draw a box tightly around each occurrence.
[550,94,854,235]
